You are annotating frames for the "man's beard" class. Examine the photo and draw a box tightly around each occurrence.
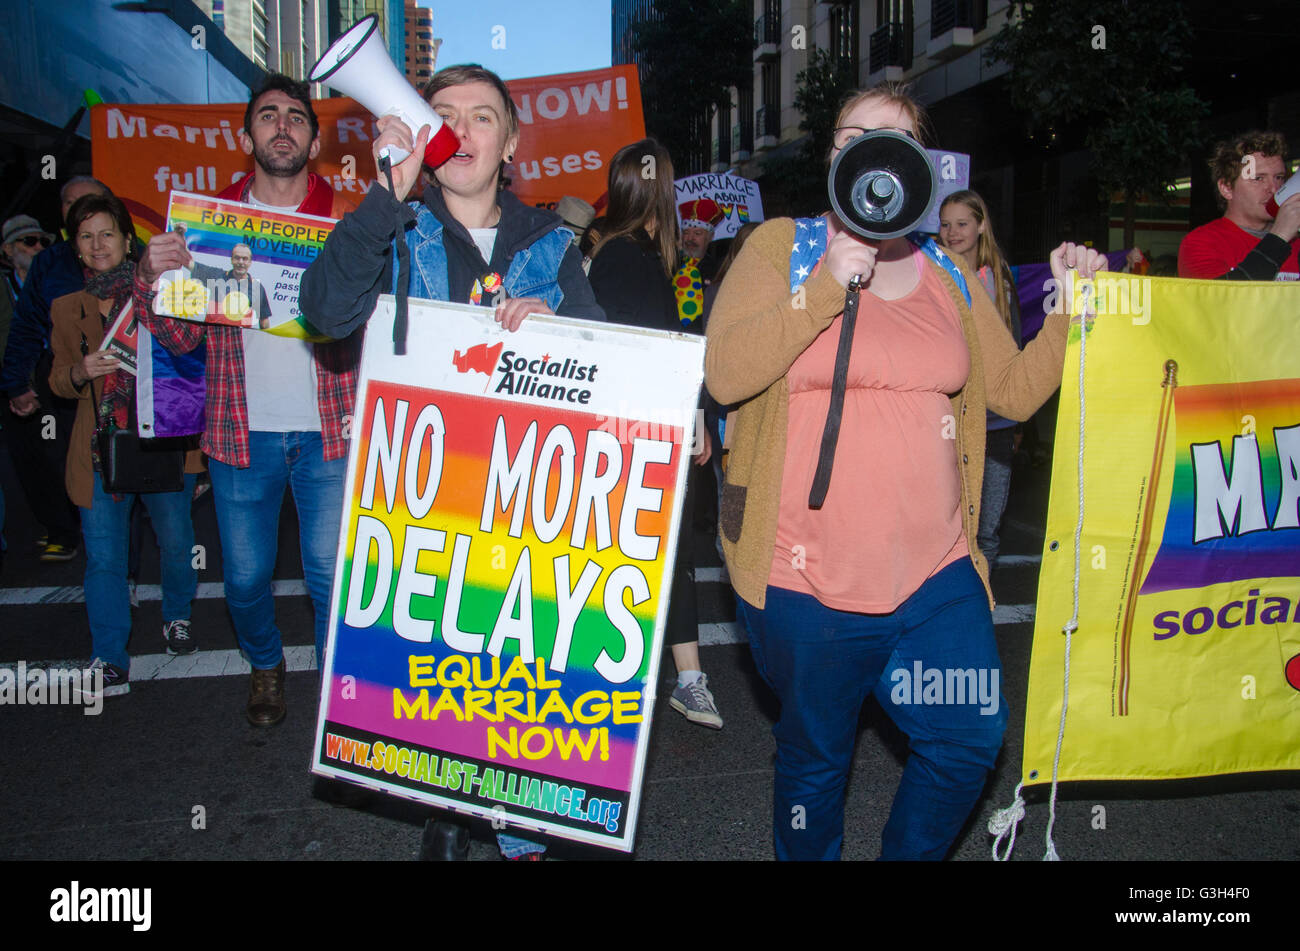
[253,136,310,177]
[9,247,37,273]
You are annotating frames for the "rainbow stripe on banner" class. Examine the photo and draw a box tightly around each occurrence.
[1140,379,1300,595]
[156,191,336,340]
[327,383,675,790]
[312,297,705,851]
[1022,274,1300,788]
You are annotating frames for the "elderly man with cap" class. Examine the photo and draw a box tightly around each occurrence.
[1,177,108,564]
[1,214,56,567]
[2,216,53,289]
[673,197,724,328]
[2,215,53,354]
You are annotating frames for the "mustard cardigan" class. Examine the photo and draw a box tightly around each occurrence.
[704,218,1071,610]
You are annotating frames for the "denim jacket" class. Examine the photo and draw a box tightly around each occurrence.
[397,206,573,313]
[301,185,603,340]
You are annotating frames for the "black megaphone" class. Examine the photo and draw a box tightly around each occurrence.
[827,130,937,241]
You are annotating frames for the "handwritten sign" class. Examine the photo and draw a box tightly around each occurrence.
[673,173,765,241]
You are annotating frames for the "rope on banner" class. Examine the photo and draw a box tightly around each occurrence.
[989,779,1025,860]
[989,274,1092,862]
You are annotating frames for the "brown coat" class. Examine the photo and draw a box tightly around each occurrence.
[705,219,1070,610]
[48,290,204,509]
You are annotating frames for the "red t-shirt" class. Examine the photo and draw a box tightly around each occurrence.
[1178,216,1300,280]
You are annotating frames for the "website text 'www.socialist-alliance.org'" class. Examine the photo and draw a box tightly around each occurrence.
[322,732,624,833]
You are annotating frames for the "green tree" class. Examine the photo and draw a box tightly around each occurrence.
[986,0,1207,248]
[761,47,858,216]
[630,0,752,174]
[793,47,858,171]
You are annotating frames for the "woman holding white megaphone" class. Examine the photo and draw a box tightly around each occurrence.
[299,65,603,343]
[704,82,1107,861]
[300,64,604,862]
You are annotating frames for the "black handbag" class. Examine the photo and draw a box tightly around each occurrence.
[84,333,185,494]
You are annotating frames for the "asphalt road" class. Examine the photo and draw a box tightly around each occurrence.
[1,414,1296,867]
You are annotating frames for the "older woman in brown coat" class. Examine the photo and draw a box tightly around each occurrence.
[49,193,204,699]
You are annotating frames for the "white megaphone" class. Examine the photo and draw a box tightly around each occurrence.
[309,14,459,168]
[1266,170,1300,218]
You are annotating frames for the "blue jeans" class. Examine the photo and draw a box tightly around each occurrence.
[497,831,545,858]
[208,431,346,669]
[738,558,1008,861]
[81,473,198,671]
[978,427,1017,569]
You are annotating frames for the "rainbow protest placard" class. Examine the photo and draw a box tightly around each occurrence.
[312,297,705,851]
[153,191,336,340]
[1024,274,1300,784]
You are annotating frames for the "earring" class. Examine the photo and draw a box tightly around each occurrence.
[507,154,514,162]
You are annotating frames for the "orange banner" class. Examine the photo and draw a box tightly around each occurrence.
[504,64,643,213]
[92,65,643,238]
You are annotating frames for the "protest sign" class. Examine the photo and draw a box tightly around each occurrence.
[1023,274,1300,785]
[917,149,970,235]
[90,65,645,234]
[153,191,335,339]
[506,65,645,211]
[673,173,764,241]
[312,297,705,851]
[99,302,138,375]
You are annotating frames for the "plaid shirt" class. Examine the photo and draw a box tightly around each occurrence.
[132,175,361,468]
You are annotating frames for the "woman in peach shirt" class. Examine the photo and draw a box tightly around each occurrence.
[705,84,1106,860]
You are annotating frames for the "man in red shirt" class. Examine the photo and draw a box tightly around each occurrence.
[136,74,360,727]
[1178,129,1300,280]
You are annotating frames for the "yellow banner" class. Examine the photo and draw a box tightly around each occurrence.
[1024,274,1300,784]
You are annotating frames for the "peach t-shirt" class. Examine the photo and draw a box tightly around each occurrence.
[769,248,970,613]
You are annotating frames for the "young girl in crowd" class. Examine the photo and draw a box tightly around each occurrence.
[939,189,1021,569]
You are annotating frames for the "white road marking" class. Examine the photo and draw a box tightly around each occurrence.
[0,579,308,606]
[0,646,319,680]
[2,572,1040,672]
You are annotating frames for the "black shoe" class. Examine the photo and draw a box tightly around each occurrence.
[40,541,78,562]
[163,619,197,655]
[419,819,469,861]
[312,776,374,809]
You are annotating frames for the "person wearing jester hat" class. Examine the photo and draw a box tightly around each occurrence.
[674,197,724,327]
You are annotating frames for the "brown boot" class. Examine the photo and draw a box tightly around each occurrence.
[247,658,286,726]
